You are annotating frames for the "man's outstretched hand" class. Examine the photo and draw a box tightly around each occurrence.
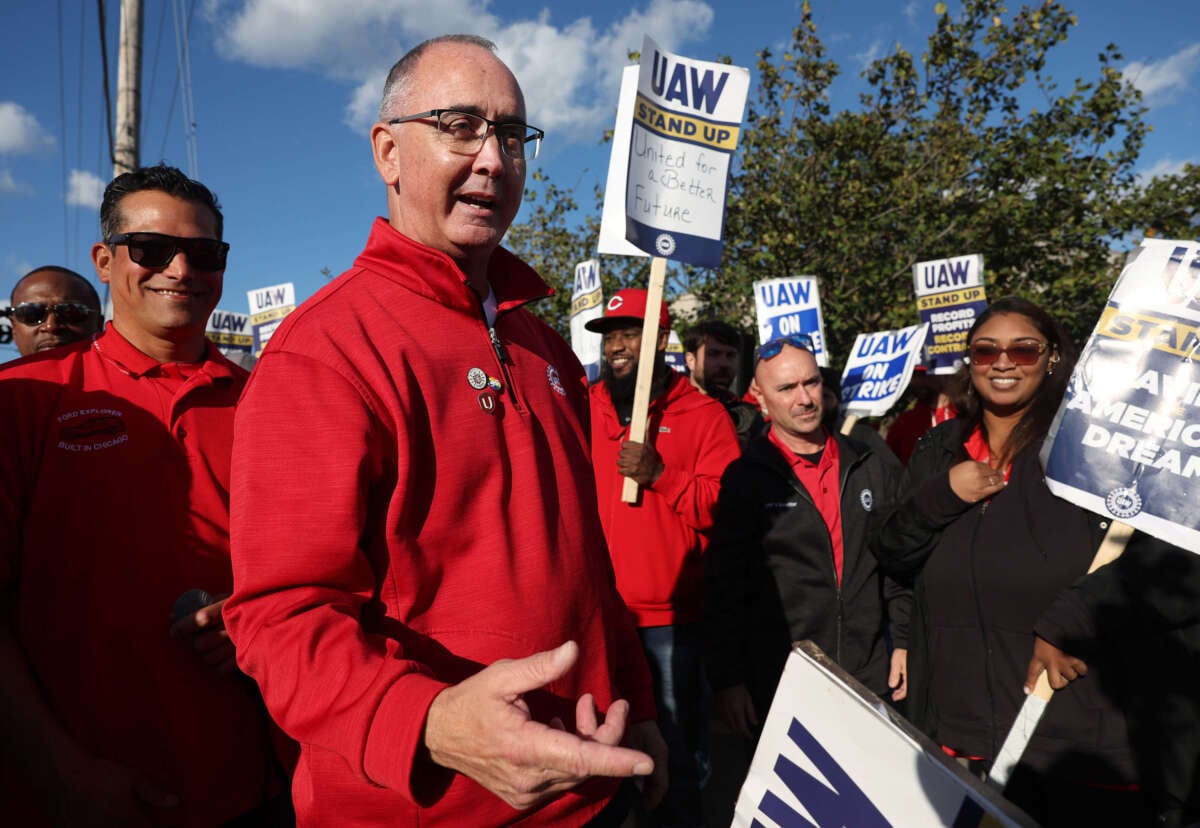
[424,641,658,810]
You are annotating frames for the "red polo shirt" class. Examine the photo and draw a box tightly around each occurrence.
[0,325,276,826]
[768,426,845,584]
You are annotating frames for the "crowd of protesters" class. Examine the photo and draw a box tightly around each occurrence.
[3,30,1199,828]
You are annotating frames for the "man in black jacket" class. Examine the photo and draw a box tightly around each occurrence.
[704,335,910,740]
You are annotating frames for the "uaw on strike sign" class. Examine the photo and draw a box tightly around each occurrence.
[841,324,930,418]
[1042,239,1200,553]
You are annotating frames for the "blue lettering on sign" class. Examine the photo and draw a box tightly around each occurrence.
[842,353,908,404]
[769,308,820,341]
[212,312,247,333]
[855,329,918,359]
[253,287,287,309]
[753,718,892,827]
[650,50,730,115]
[575,262,599,293]
[759,280,813,308]
[922,259,971,290]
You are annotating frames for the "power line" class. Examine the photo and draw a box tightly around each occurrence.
[96,0,116,168]
[56,0,70,262]
[146,0,169,156]
[172,0,199,177]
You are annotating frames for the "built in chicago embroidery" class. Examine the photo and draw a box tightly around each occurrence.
[56,409,129,452]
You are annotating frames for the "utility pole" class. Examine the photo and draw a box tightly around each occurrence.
[113,0,143,176]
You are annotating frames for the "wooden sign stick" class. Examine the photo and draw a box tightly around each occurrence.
[840,413,859,436]
[985,519,1135,791]
[621,256,668,504]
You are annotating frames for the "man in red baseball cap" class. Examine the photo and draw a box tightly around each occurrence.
[586,287,741,826]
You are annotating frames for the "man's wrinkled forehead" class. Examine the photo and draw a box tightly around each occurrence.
[411,42,526,115]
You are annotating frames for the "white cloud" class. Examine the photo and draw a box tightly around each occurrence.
[904,1,920,26]
[0,169,20,194]
[66,170,105,209]
[1136,157,1196,185]
[1123,42,1200,107]
[854,38,886,69]
[0,102,54,155]
[209,0,715,143]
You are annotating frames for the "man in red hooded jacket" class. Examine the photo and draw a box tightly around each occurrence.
[587,288,741,826]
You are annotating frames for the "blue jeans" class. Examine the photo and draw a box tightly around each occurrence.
[638,624,709,827]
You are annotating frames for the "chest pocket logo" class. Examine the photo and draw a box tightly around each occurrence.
[56,409,129,453]
[859,488,874,512]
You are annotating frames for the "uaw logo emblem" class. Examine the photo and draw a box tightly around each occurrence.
[1104,485,1143,519]
[654,234,676,256]
[546,365,566,397]
[56,407,129,453]
[859,488,874,512]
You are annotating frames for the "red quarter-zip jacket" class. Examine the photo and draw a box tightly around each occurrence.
[225,219,654,826]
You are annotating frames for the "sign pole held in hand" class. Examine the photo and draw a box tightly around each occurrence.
[621,257,667,503]
[985,520,1133,792]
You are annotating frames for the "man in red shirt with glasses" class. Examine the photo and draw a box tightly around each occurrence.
[0,164,289,826]
[3,266,102,358]
[223,34,664,827]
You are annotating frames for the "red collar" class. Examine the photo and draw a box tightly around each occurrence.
[963,425,1011,481]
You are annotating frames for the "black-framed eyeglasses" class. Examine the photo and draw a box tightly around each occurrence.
[4,301,98,327]
[387,109,544,160]
[754,334,815,363]
[967,341,1048,367]
[106,232,229,272]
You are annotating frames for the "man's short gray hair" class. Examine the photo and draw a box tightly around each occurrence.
[378,34,498,121]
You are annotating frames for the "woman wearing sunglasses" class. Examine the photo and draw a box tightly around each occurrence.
[872,296,1151,824]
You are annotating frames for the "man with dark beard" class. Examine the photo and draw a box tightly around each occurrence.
[586,288,741,826]
[683,320,763,445]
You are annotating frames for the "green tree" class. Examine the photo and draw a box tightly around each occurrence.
[1119,163,1200,242]
[716,0,1148,359]
[507,172,692,338]
[509,0,1196,361]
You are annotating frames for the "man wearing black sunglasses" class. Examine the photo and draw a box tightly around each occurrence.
[0,165,288,825]
[4,265,102,357]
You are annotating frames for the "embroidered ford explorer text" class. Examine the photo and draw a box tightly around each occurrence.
[56,408,128,452]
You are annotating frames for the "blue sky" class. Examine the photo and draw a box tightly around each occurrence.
[1,0,1198,361]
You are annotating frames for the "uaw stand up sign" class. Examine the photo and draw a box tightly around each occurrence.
[1041,238,1200,553]
[623,35,750,267]
[912,253,988,375]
